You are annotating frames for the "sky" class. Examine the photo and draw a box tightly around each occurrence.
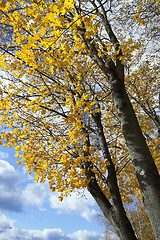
[0,143,120,240]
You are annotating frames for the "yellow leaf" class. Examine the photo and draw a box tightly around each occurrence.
[40,26,46,35]
[46,12,55,21]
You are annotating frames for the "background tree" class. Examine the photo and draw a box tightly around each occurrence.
[0,0,160,239]
[127,205,155,240]
[98,202,155,240]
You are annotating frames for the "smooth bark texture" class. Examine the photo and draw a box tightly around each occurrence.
[83,123,137,239]
[87,177,138,240]
[110,78,160,239]
[90,113,138,240]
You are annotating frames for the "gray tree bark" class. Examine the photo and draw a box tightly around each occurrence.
[87,175,138,240]
[110,78,160,239]
[84,122,138,240]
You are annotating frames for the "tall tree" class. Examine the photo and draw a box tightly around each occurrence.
[0,0,159,239]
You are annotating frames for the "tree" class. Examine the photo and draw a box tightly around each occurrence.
[99,202,155,240]
[127,205,155,240]
[0,0,160,239]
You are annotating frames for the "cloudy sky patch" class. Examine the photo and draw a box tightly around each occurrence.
[0,159,99,219]
[49,191,97,222]
[0,212,13,234]
[22,182,50,209]
[0,160,23,212]
[0,151,105,239]
[0,151,9,159]
[0,212,105,240]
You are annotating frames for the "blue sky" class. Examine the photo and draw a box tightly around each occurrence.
[0,144,112,240]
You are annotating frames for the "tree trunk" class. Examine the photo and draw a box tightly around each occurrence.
[110,77,160,239]
[85,115,138,240]
[87,175,138,240]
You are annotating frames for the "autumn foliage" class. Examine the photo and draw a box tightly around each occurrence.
[0,0,160,239]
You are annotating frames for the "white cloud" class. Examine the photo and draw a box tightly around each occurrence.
[0,160,23,212]
[68,230,105,240]
[22,182,50,209]
[22,182,98,221]
[49,191,98,222]
[0,151,9,159]
[0,159,49,211]
[0,160,14,175]
[0,213,105,240]
[0,226,69,240]
[0,159,99,227]
[21,174,98,222]
[0,227,106,240]
[0,212,14,234]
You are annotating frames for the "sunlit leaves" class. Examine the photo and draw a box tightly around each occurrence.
[0,0,159,205]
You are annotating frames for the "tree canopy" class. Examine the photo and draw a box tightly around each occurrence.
[0,0,160,239]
